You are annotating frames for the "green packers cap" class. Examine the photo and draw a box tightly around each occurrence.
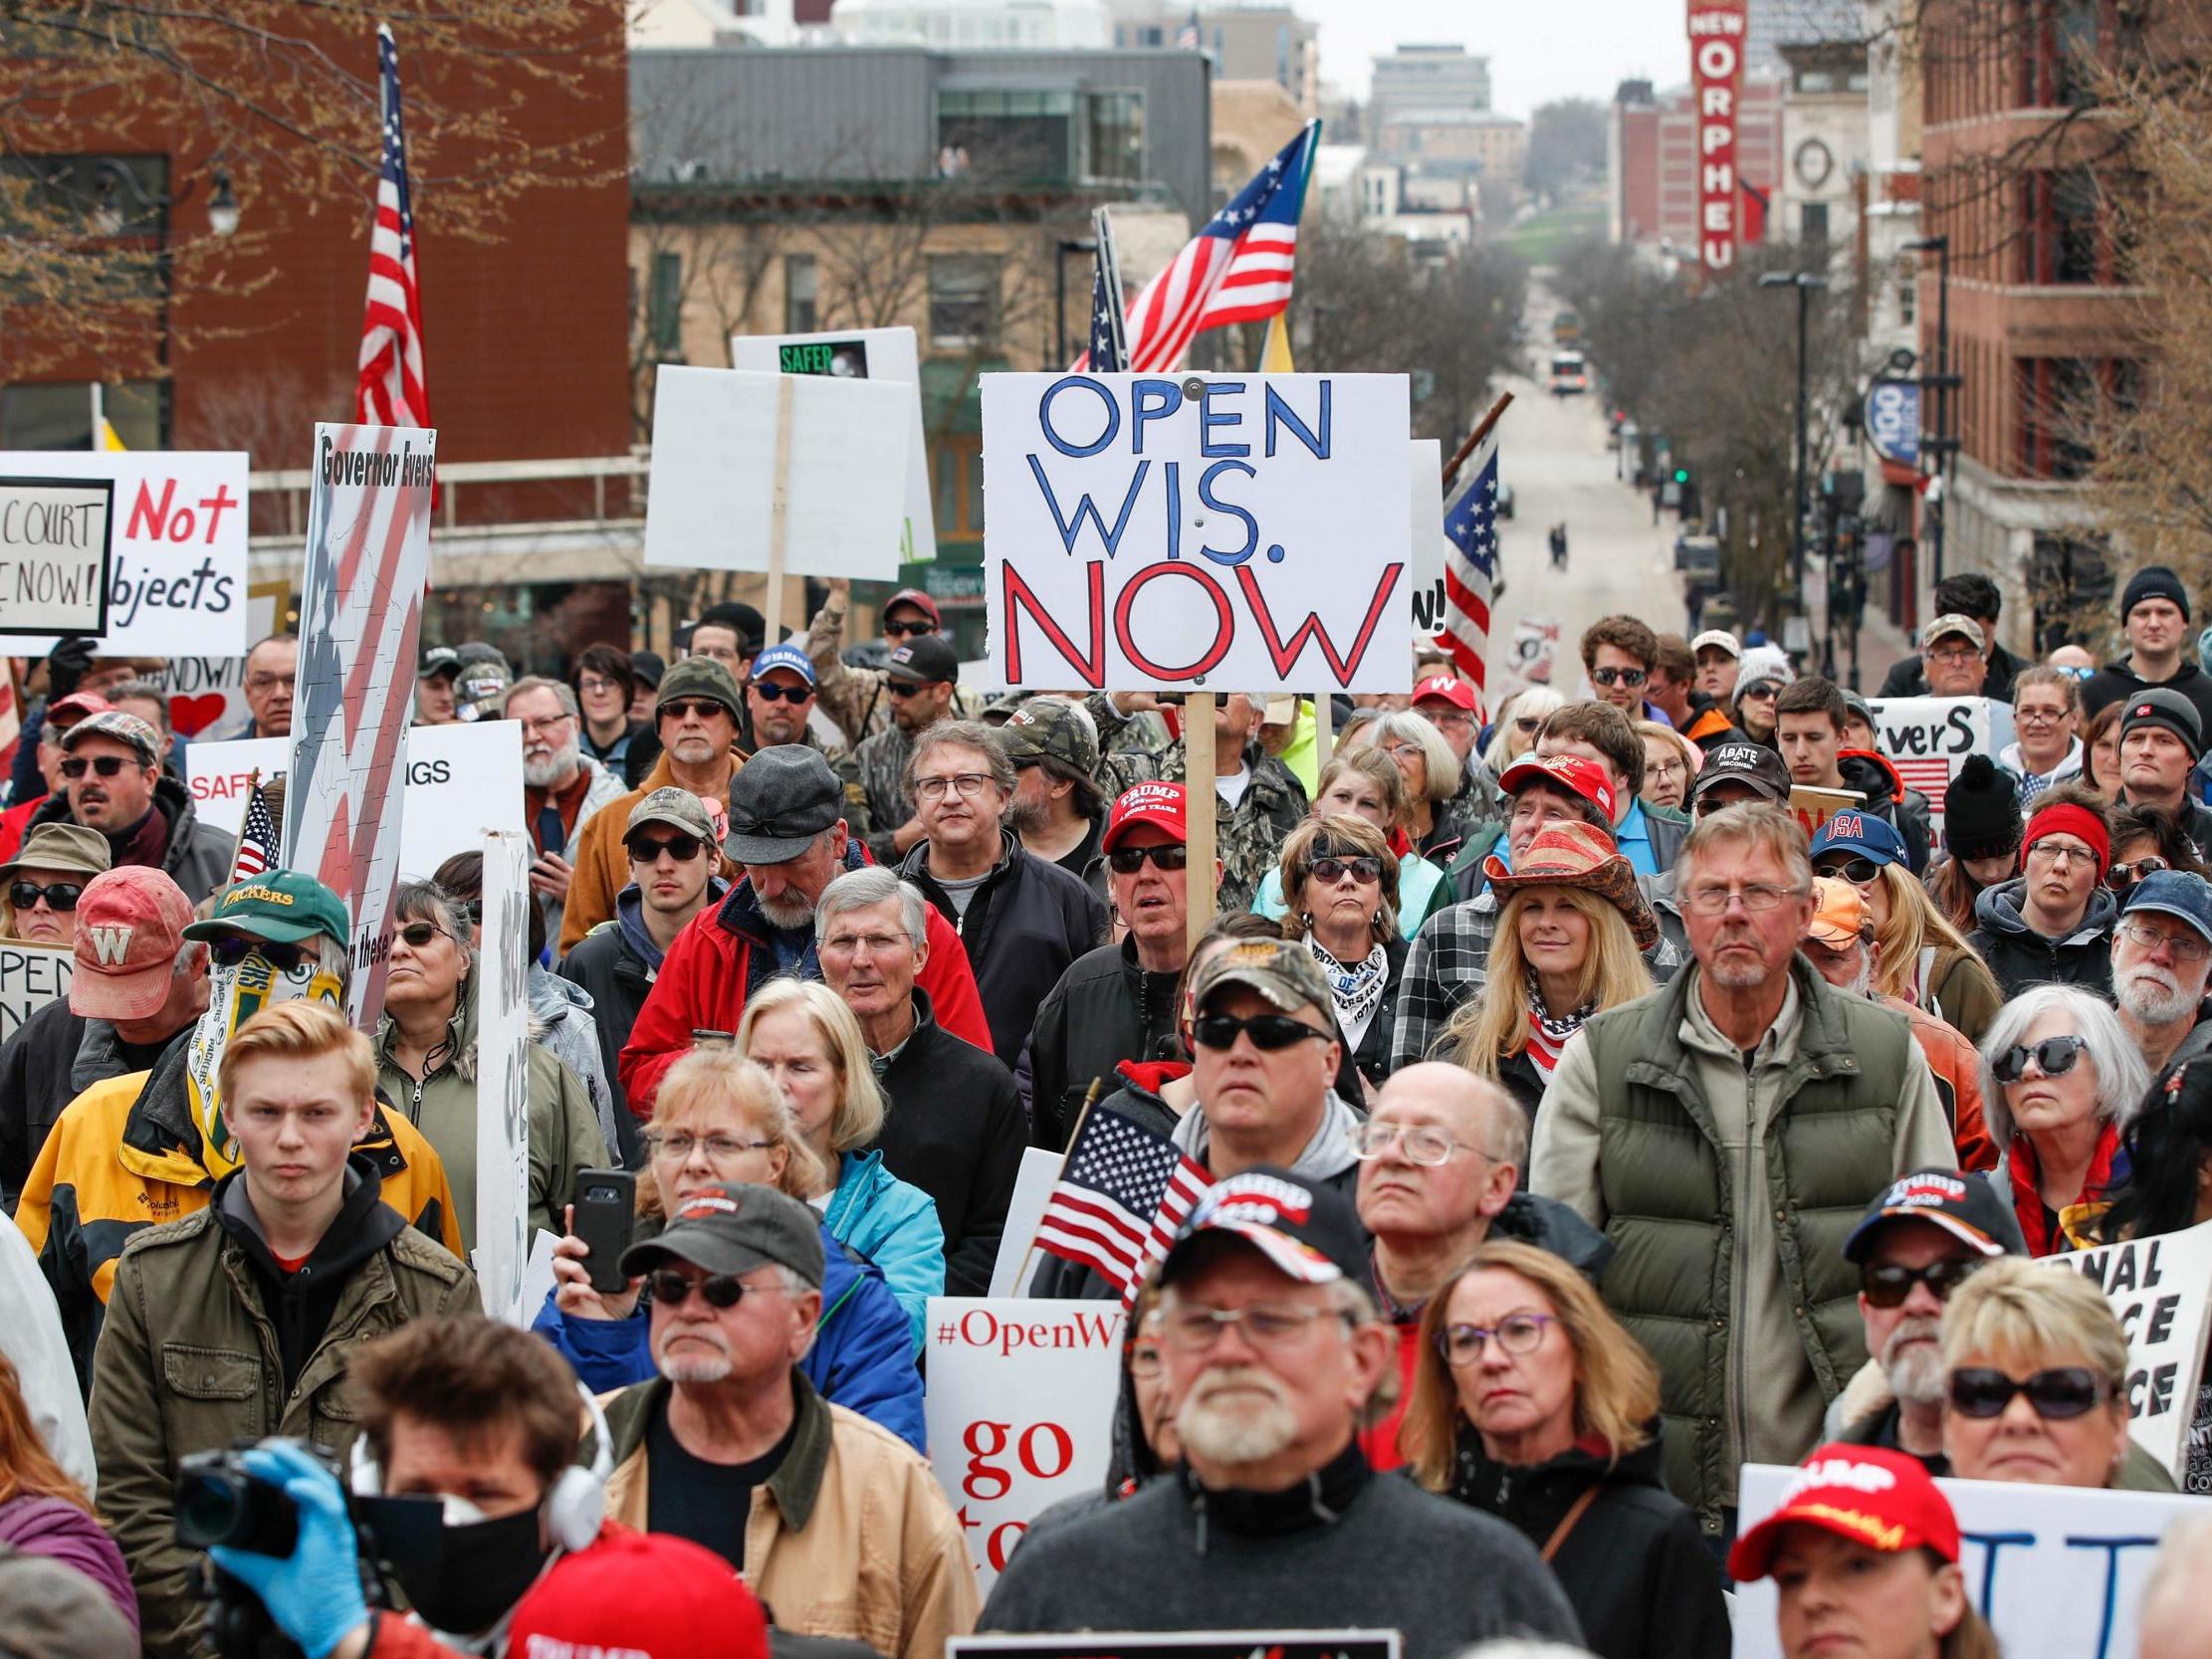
[184,870,351,948]
[997,697,1099,775]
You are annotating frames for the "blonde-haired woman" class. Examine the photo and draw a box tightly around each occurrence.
[532,1044,925,1447]
[1483,686,1566,774]
[1443,821,1657,1119]
[1252,748,1451,935]
[1403,1241,1729,1659]
[739,977,945,1344]
[1865,862,2003,1046]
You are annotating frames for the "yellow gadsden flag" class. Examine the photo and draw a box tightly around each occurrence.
[98,418,126,452]
[1259,311,1294,373]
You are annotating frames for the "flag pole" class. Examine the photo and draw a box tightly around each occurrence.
[1009,1078,1103,1297]
[1442,392,1515,496]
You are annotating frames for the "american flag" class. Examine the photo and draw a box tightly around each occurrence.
[355,25,432,433]
[1087,206,1131,374]
[1035,1108,1213,1309]
[1175,7,1203,50]
[1091,121,1317,373]
[229,780,280,882]
[1439,430,1501,718]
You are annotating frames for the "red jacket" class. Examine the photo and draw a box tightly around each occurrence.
[619,844,992,1115]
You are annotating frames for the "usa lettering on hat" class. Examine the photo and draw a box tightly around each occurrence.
[1829,811,1869,839]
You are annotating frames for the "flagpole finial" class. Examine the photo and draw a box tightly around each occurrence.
[377,21,395,41]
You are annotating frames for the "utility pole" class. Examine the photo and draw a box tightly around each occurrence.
[1760,270,1828,626]
[1903,234,1957,585]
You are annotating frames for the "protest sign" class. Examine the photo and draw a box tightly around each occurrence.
[954,1636,1400,1659]
[189,721,523,883]
[155,581,288,738]
[1867,697,2016,841]
[283,423,436,1028]
[989,1147,1068,1298]
[925,1297,1126,1592]
[1734,1463,2196,1659]
[0,941,73,1045]
[1404,439,1452,645]
[1509,616,1560,685]
[2038,1219,2212,1482]
[3,453,248,656]
[475,832,534,1321]
[644,365,911,587]
[1789,784,1864,841]
[983,373,1414,695]
[731,325,938,568]
[0,476,113,639]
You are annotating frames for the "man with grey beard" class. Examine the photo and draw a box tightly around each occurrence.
[2110,870,2212,1077]
[509,676,625,951]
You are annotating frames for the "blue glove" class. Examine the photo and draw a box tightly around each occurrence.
[207,1443,370,1659]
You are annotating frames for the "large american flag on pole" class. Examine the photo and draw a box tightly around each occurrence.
[1092,120,1318,373]
[1035,1108,1213,1309]
[355,25,431,432]
[1440,429,1501,718]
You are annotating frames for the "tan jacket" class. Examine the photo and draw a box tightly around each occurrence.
[562,751,744,951]
[601,1373,977,1659]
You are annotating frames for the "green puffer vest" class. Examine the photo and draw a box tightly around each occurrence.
[1577,956,1910,1531]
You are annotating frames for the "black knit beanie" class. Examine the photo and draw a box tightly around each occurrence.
[1944,753,2023,861]
[2122,565,2190,622]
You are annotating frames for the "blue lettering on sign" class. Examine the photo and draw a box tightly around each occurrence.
[1865,380,1921,468]
[1131,380,1184,453]
[1196,461,1258,565]
[1025,455,1151,555]
[1036,377,1121,458]
[1199,380,1250,457]
[1264,382,1331,460]
[2064,1535,2160,1659]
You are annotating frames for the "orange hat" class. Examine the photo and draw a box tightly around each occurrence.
[1807,876,1869,948]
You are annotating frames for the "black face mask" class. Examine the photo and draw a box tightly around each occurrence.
[356,1494,554,1636]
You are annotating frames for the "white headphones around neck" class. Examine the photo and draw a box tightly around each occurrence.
[349,1381,613,1555]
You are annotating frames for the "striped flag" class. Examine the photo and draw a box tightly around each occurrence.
[355,25,432,434]
[1174,6,1202,50]
[1086,206,1131,374]
[1034,1108,1213,1309]
[1440,429,1501,718]
[1092,121,1318,374]
[229,780,279,882]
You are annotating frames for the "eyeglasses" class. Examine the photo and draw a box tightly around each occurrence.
[516,714,575,736]
[1108,844,1189,875]
[1311,855,1382,886]
[1647,759,1686,783]
[577,676,621,697]
[1591,666,1648,688]
[1349,1120,1483,1166]
[1384,742,1427,762]
[2107,857,2170,891]
[885,682,924,699]
[2026,840,2097,868]
[1128,1346,1164,1378]
[1437,1313,1556,1367]
[1738,684,1778,702]
[1680,882,1806,916]
[396,922,453,950]
[1513,717,1542,734]
[1947,1365,2112,1420]
[2015,705,2072,726]
[1990,1034,2088,1084]
[2118,918,2212,963]
[884,620,936,639]
[1162,1302,1348,1351]
[8,881,83,912]
[752,682,813,705]
[1814,856,1883,886]
[643,1131,774,1161]
[660,699,729,723]
[2057,664,2095,682]
[206,934,311,974]
[915,772,994,802]
[1861,1257,1984,1309]
[647,1269,782,1311]
[1926,647,1981,667]
[59,755,134,780]
[1191,1012,1332,1052]
[820,931,910,958]
[626,834,706,865]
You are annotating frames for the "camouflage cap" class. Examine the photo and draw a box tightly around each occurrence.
[997,697,1098,774]
[1192,937,1335,1020]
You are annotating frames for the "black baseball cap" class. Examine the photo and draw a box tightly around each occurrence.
[420,645,460,681]
[1842,1169,2026,1263]
[620,1182,824,1290]
[1158,1166,1368,1290]
[1692,741,1791,805]
[883,635,961,687]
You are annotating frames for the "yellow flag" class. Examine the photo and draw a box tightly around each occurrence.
[98,418,126,452]
[1259,311,1295,373]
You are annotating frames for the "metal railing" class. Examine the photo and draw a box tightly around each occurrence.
[248,453,649,544]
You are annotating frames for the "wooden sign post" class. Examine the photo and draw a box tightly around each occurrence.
[1185,692,1217,955]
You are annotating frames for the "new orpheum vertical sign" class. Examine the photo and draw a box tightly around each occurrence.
[1689,0,1748,272]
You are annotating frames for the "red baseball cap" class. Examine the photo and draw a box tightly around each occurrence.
[506,1530,769,1659]
[44,692,112,729]
[1412,675,1477,714]
[884,587,941,627]
[1727,1445,1962,1583]
[70,867,195,1021]
[1103,780,1188,852]
[1497,752,1618,825]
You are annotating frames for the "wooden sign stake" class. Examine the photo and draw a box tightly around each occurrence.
[763,373,795,644]
[1185,692,1218,955]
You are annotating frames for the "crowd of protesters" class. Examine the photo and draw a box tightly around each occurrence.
[8,563,2212,1659]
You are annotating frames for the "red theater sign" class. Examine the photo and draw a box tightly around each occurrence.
[1689,0,1748,272]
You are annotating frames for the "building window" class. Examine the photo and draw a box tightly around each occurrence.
[785,255,817,333]
[2015,356,2125,480]
[934,444,959,535]
[1086,92,1145,182]
[648,251,684,360]
[0,379,164,449]
[929,255,999,348]
[938,89,1074,180]
[2055,168,2098,282]
[1801,202,1830,249]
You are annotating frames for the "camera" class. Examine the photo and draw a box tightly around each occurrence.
[175,1442,336,1558]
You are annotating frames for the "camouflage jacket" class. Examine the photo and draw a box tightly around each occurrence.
[854,722,915,863]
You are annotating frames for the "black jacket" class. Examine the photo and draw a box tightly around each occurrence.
[1022,938,1185,1151]
[1879,640,2027,703]
[2082,657,2212,732]
[1439,1428,1729,1659]
[1966,877,2118,998]
[900,831,1109,1073]
[1838,749,1934,874]
[25,773,233,908]
[870,989,1024,1298]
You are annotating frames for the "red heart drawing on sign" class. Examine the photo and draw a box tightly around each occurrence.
[170,694,231,735]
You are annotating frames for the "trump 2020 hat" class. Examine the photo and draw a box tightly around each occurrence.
[1843,1168,2025,1263]
[1497,752,1618,825]
[506,1532,769,1659]
[1158,1165,1368,1290]
[1102,781,1188,852]
[1728,1446,1962,1583]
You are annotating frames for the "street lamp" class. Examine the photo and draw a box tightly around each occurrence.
[207,170,241,238]
[1902,234,1955,584]
[1759,270,1828,622]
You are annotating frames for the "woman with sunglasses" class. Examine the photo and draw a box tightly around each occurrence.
[1941,1253,2175,1489]
[2107,802,2212,900]
[1275,815,1407,1097]
[737,978,944,1346]
[1442,820,1657,1121]
[530,1044,924,1449]
[1976,984,2149,1256]
[0,822,108,946]
[1480,687,1565,776]
[1402,1242,1730,1659]
[1251,749,1452,938]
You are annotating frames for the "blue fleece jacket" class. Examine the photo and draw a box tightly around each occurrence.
[822,1148,946,1348]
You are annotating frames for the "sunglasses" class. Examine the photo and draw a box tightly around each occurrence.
[206,933,311,974]
[1990,1034,2087,1084]
[660,699,729,723]
[8,881,84,911]
[1815,855,1883,886]
[396,922,452,949]
[1947,1364,2111,1420]
[752,682,812,705]
[1861,1257,1983,1309]
[626,834,705,864]
[1108,844,1189,875]
[1591,666,1648,688]
[884,620,936,639]
[1192,1012,1332,1052]
[647,1269,771,1310]
[60,754,134,780]
[1311,855,1382,886]
[2107,856,2170,891]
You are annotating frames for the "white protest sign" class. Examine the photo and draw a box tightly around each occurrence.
[188,722,524,882]
[1867,697,2016,842]
[2,453,248,656]
[2037,1220,2212,1482]
[154,581,287,739]
[1402,439,1451,645]
[925,1297,1126,1593]
[1510,615,1560,684]
[0,941,73,1046]
[0,476,114,639]
[983,373,1414,695]
[1734,1462,2198,1659]
[644,365,911,580]
[989,1147,1069,1299]
[731,326,937,568]
[475,832,534,1315]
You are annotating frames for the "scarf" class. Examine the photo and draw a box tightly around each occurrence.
[1522,969,1595,1080]
[1306,933,1389,1035]
[2006,1126,2129,1257]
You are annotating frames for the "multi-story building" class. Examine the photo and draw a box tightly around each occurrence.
[1608,77,1784,263]
[1778,42,1869,267]
[1744,0,1862,74]
[1375,109,1527,184]
[1369,43,1492,131]
[832,0,1112,51]
[1109,1,1319,116]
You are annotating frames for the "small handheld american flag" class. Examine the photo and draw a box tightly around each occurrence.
[1440,429,1502,720]
[230,777,280,883]
[1034,1107,1213,1309]
[355,24,432,434]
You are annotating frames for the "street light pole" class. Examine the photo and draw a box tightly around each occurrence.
[1903,234,1954,585]
[1760,270,1827,637]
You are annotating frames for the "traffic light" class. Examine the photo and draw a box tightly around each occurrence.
[1672,468,1690,484]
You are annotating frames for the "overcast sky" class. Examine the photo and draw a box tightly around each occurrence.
[1304,0,1691,118]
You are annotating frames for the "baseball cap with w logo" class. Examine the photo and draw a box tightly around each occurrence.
[70,867,194,1022]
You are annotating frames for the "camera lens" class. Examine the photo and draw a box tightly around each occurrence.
[175,1470,247,1550]
[173,1453,299,1556]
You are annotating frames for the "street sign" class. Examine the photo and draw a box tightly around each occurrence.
[1865,380,1921,468]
